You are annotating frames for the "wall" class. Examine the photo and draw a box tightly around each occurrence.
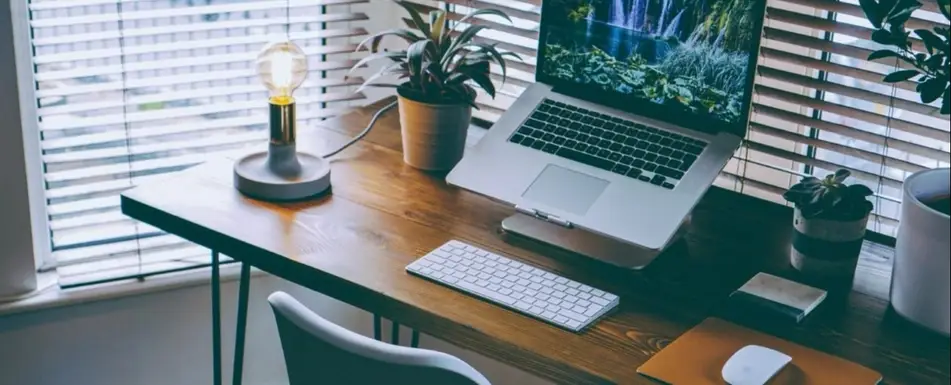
[0,274,551,385]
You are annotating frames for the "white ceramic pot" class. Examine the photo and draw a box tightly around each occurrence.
[891,168,950,336]
[791,209,869,281]
[397,92,471,171]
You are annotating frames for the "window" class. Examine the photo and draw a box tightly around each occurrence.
[413,0,949,237]
[20,0,370,286]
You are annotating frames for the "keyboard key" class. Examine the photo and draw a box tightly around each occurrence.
[656,166,684,180]
[517,126,533,135]
[633,149,647,158]
[621,145,635,155]
[584,305,604,317]
[645,153,658,162]
[615,134,628,143]
[531,111,549,121]
[609,142,622,151]
[648,144,661,152]
[635,141,649,149]
[590,128,604,137]
[636,131,650,139]
[553,137,566,145]
[510,134,525,144]
[672,141,686,150]
[587,136,600,145]
[612,164,630,175]
[538,104,551,112]
[608,153,622,162]
[602,132,616,141]
[685,144,704,155]
[659,147,673,156]
[526,119,544,129]
[597,149,611,158]
[626,168,643,178]
[598,139,612,148]
[657,156,670,165]
[682,154,697,170]
[663,182,676,190]
[521,138,535,147]
[531,141,545,150]
[569,122,582,130]
[621,155,634,165]
[542,144,558,154]
[575,142,588,151]
[648,134,662,142]
[644,163,658,172]
[625,136,639,146]
[564,104,576,110]
[565,139,578,148]
[604,122,618,131]
[530,130,544,139]
[585,147,598,155]
[557,148,615,171]
[579,124,593,133]
[570,112,583,120]
[581,116,594,124]
[592,118,606,127]
[660,137,673,146]
[651,175,666,186]
[669,159,682,169]
[632,159,646,168]
[672,150,685,160]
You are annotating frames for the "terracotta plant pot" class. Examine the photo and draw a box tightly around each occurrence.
[891,168,950,336]
[790,209,869,282]
[397,91,472,171]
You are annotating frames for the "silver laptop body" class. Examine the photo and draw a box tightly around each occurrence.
[447,0,768,263]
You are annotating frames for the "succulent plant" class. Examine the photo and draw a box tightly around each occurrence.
[347,0,521,106]
[783,169,875,221]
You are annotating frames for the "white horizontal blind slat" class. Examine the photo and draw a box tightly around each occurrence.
[28,0,369,280]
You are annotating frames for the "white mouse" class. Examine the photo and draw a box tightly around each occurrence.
[721,345,792,385]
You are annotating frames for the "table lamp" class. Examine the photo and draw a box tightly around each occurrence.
[234,41,331,201]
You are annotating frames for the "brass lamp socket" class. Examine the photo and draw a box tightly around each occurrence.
[269,97,296,147]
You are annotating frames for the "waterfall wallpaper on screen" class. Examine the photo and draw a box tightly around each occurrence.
[542,0,761,125]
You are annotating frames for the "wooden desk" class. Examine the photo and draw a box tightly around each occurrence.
[122,97,949,385]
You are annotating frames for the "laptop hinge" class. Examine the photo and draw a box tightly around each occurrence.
[514,205,573,229]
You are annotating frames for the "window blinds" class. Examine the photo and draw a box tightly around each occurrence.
[27,0,369,285]
[405,0,950,237]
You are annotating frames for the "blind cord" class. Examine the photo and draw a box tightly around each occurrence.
[322,101,398,159]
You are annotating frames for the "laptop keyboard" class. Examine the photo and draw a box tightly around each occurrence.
[508,99,707,190]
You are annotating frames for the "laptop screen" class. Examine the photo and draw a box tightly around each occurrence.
[538,0,766,135]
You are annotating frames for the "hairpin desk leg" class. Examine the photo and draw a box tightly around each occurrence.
[211,251,222,385]
[411,329,420,348]
[233,263,251,385]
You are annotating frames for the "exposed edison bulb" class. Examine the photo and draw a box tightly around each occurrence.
[256,41,308,105]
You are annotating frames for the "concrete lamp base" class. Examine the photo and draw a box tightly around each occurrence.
[234,145,331,202]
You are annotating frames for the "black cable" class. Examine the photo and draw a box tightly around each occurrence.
[391,321,401,345]
[373,314,382,341]
[322,101,398,158]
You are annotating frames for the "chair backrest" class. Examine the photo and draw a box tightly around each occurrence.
[268,291,492,385]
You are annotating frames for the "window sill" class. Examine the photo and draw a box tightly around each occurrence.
[0,264,266,317]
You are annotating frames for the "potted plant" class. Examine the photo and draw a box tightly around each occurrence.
[860,0,951,335]
[349,1,520,171]
[860,0,949,115]
[783,170,874,282]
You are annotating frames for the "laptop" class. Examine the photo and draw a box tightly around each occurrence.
[448,0,768,261]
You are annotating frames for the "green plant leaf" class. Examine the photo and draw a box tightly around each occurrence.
[454,8,513,31]
[940,0,951,21]
[871,29,898,46]
[348,51,407,77]
[867,49,903,62]
[886,4,921,26]
[834,169,852,183]
[942,87,950,115]
[848,184,875,198]
[356,29,422,53]
[916,29,942,54]
[429,10,447,44]
[406,39,435,87]
[443,25,491,65]
[883,69,920,82]
[859,0,885,29]
[393,0,432,39]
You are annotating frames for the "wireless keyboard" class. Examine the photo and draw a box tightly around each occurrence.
[406,240,619,332]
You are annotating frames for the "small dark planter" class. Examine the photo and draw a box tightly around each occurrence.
[790,209,869,282]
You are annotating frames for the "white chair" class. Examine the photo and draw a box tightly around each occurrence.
[268,291,492,385]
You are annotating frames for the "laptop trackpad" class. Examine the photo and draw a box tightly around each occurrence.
[522,165,609,215]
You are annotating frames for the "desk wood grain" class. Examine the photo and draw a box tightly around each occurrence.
[122,97,949,385]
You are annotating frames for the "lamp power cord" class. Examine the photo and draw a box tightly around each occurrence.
[321,101,398,159]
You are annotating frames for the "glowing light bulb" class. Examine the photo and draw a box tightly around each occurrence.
[256,41,308,104]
